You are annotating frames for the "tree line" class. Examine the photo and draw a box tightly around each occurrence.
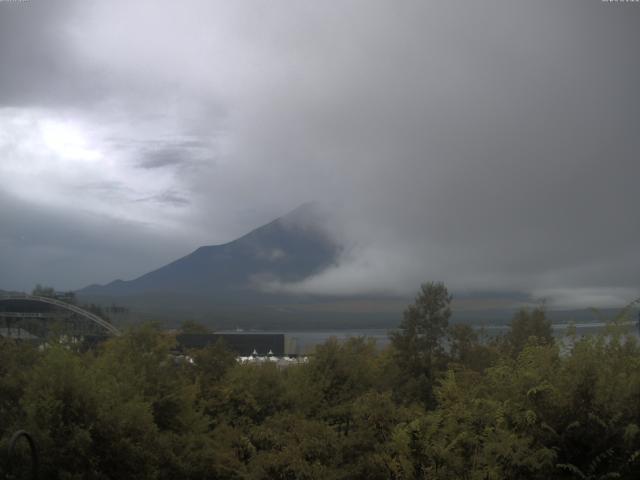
[1,282,639,479]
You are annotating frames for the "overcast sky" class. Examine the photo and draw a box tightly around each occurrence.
[0,0,638,308]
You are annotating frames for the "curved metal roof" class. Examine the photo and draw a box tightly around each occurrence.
[0,294,121,336]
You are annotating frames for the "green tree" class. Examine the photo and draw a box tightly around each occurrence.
[220,363,290,428]
[191,339,238,425]
[505,307,554,356]
[448,323,497,372]
[31,284,56,298]
[94,324,229,479]
[390,282,452,407]
[247,413,342,480]
[302,337,382,436]
[180,320,211,334]
[21,345,161,479]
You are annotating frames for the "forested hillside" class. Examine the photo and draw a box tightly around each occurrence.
[1,283,639,479]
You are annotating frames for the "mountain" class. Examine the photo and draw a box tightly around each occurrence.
[79,203,340,301]
[76,204,574,329]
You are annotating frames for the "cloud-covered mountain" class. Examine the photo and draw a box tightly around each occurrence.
[77,203,626,330]
[78,204,340,303]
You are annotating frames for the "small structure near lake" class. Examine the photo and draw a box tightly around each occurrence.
[176,332,298,357]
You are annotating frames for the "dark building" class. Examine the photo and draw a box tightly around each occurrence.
[176,333,292,356]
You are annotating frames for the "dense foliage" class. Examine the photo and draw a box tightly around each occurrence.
[1,283,639,479]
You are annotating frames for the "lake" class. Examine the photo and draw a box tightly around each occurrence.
[222,320,640,354]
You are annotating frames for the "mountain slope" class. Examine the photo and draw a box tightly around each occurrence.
[78,204,340,302]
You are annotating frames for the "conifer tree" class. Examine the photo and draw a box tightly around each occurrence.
[390,281,452,406]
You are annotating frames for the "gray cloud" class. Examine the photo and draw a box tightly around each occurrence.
[0,1,113,108]
[137,149,193,169]
[0,0,639,308]
[135,190,190,207]
[135,141,216,170]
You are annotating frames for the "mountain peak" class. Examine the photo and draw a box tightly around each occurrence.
[78,205,340,300]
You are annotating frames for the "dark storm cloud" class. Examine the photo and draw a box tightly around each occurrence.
[0,0,639,307]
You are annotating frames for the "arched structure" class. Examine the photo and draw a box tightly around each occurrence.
[0,294,121,337]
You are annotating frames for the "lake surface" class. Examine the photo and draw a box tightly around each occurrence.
[222,321,640,354]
